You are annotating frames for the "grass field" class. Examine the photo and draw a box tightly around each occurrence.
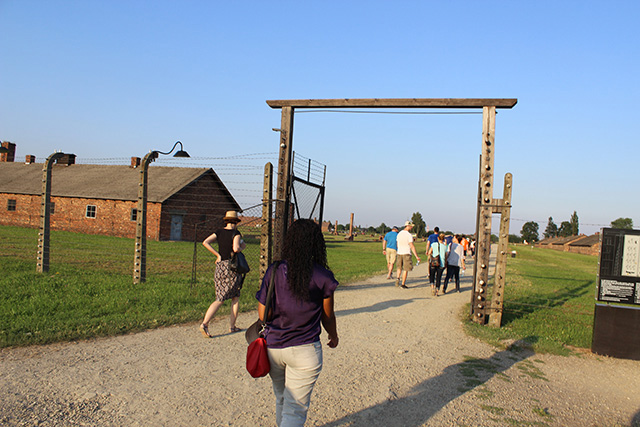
[463,244,598,355]
[0,226,386,347]
[1,226,599,355]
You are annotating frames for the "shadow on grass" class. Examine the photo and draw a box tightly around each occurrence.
[319,338,537,427]
[501,279,594,325]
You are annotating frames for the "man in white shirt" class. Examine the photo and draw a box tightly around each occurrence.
[395,220,421,288]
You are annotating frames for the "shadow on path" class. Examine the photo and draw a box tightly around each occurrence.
[319,340,536,427]
[335,298,420,317]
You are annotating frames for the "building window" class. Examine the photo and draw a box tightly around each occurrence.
[50,202,56,215]
[131,208,137,221]
[85,205,97,218]
[7,199,16,211]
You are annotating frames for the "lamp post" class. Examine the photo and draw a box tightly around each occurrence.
[133,141,190,284]
[37,151,69,273]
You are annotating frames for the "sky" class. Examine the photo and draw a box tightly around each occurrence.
[1,1,639,236]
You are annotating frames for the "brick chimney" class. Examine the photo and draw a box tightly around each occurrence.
[131,157,141,168]
[25,155,36,164]
[1,141,16,162]
[55,154,76,166]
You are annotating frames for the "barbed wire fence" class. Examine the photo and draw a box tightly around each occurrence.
[2,151,332,289]
[0,147,607,327]
[2,153,279,285]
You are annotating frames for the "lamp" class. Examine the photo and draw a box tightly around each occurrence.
[156,140,190,158]
[133,141,190,284]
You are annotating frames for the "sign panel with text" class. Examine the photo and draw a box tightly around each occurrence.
[597,228,640,306]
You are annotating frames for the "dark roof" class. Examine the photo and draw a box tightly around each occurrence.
[569,234,601,247]
[0,162,239,206]
[551,235,587,245]
[537,236,560,245]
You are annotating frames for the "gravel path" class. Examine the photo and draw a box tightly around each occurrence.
[1,256,640,426]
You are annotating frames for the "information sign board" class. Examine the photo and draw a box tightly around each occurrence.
[592,228,640,360]
[597,228,640,306]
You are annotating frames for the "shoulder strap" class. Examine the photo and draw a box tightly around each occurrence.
[264,261,281,323]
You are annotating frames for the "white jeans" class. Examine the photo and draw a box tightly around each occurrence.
[267,341,323,427]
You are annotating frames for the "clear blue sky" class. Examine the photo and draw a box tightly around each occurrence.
[2,1,638,236]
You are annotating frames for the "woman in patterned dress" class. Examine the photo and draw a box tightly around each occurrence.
[199,211,246,338]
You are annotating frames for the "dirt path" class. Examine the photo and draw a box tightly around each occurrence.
[1,257,640,426]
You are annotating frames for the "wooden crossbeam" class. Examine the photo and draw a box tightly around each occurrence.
[267,98,517,109]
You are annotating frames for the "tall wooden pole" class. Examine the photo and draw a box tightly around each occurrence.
[260,162,274,278]
[471,106,496,324]
[349,213,354,237]
[273,107,294,260]
[488,173,513,327]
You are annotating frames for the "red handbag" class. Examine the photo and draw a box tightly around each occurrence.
[246,336,270,378]
[245,261,280,378]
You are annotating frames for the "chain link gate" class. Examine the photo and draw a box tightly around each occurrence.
[289,153,326,222]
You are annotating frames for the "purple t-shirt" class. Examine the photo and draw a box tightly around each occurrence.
[256,261,338,349]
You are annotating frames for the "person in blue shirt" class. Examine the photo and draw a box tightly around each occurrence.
[382,225,399,279]
[425,226,440,255]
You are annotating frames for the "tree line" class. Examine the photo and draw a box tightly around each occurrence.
[520,213,634,243]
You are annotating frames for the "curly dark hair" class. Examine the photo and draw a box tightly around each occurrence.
[281,219,329,301]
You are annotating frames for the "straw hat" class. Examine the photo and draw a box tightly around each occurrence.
[223,210,241,223]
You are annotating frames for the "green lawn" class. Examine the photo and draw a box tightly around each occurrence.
[0,226,385,347]
[1,226,600,355]
[463,245,598,355]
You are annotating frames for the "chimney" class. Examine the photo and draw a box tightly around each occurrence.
[131,157,141,168]
[55,154,76,166]
[1,141,16,162]
[25,155,36,164]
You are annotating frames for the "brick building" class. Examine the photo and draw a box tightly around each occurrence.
[567,233,601,256]
[536,233,601,256]
[0,143,240,241]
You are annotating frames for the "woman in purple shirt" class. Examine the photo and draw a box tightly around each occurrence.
[256,219,339,427]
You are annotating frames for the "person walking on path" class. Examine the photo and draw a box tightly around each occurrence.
[395,221,421,289]
[460,235,469,257]
[199,210,246,338]
[255,219,339,427]
[425,226,440,255]
[382,226,399,279]
[427,233,447,296]
[443,234,465,293]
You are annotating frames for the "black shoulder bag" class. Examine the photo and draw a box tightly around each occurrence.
[230,251,250,275]
[245,261,280,344]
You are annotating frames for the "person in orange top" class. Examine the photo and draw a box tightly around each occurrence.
[461,236,469,256]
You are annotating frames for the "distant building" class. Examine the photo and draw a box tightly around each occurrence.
[0,142,240,241]
[535,233,601,256]
[567,233,601,256]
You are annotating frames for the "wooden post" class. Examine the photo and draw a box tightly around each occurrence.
[260,162,273,279]
[133,151,158,284]
[488,173,513,327]
[273,107,294,261]
[36,152,65,273]
[349,213,354,236]
[472,106,496,324]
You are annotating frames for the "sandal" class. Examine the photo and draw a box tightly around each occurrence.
[229,326,242,333]
[199,323,212,338]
